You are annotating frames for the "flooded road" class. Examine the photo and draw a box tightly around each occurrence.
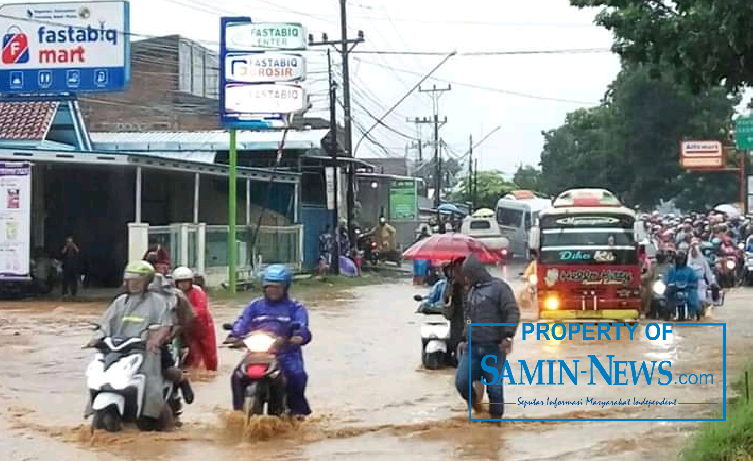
[1,268,750,461]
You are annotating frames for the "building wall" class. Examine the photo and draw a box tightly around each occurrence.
[79,35,219,132]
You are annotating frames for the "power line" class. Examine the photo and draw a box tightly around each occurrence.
[0,13,613,57]
[353,58,601,105]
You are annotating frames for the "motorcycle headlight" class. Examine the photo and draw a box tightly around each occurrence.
[652,281,666,295]
[726,260,736,270]
[243,334,277,353]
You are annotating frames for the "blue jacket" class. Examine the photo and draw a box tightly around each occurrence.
[231,296,312,355]
[663,266,699,308]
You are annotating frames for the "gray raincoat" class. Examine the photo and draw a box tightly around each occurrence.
[86,290,173,419]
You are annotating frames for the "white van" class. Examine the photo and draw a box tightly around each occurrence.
[495,190,552,258]
[461,212,509,259]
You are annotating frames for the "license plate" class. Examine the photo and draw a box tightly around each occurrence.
[576,310,602,318]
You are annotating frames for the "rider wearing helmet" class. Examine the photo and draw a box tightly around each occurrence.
[85,261,174,426]
[173,267,217,372]
[664,250,700,318]
[227,265,312,418]
[144,256,196,409]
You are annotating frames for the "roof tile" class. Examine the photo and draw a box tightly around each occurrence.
[0,101,58,140]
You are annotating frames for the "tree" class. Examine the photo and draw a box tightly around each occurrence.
[570,0,753,92]
[539,63,740,210]
[452,170,516,210]
[513,165,543,191]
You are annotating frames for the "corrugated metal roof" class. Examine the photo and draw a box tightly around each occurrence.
[90,129,328,152]
[132,150,216,164]
[0,101,58,140]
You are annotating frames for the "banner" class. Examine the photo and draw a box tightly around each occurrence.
[0,163,31,278]
[389,180,417,220]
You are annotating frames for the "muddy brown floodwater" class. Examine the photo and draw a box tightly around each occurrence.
[1,268,751,461]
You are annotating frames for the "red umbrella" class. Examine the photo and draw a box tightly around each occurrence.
[403,233,501,264]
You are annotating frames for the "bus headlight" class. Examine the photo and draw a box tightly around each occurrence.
[543,295,559,310]
[652,280,666,295]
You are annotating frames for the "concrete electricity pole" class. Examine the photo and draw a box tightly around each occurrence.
[417,84,450,207]
[467,134,473,207]
[308,1,365,234]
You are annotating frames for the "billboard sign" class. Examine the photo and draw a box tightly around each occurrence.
[225,22,306,51]
[225,52,306,83]
[679,140,725,170]
[0,162,31,280]
[224,83,307,116]
[0,1,130,94]
[219,17,309,129]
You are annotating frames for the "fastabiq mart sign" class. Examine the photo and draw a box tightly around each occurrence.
[679,140,725,170]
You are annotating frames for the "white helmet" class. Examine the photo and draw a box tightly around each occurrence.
[172,266,194,282]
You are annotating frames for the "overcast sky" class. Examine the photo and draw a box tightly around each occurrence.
[129,0,746,173]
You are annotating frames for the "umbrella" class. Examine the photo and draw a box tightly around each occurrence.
[402,233,501,264]
[713,204,741,219]
[437,203,461,215]
[472,208,495,218]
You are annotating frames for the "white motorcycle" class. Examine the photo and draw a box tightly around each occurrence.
[413,293,452,370]
[84,324,179,432]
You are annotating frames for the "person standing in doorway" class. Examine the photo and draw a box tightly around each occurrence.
[61,236,80,297]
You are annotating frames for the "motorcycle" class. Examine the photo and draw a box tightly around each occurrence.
[222,323,291,419]
[650,276,670,320]
[744,250,753,286]
[85,324,180,432]
[413,292,452,370]
[715,254,738,288]
[663,283,700,321]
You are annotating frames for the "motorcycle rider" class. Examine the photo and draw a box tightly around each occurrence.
[145,253,195,407]
[227,265,312,419]
[663,250,700,319]
[85,261,174,429]
[173,267,218,372]
[688,240,716,316]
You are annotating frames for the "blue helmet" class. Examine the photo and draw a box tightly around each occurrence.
[262,265,292,289]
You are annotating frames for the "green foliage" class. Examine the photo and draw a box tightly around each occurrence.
[539,63,740,210]
[513,165,543,191]
[680,364,753,461]
[570,0,753,92]
[452,170,516,209]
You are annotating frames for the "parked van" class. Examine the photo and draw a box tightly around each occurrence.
[495,190,551,258]
[461,209,510,261]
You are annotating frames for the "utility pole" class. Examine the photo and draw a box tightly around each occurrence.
[417,84,451,207]
[406,117,425,161]
[467,134,473,207]
[327,49,339,274]
[308,4,365,236]
[473,158,478,207]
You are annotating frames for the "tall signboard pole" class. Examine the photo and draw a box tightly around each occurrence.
[735,117,753,215]
[220,17,309,292]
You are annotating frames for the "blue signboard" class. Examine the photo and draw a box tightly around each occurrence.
[219,17,308,130]
[0,1,131,94]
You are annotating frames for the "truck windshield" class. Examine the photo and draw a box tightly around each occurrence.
[496,207,524,227]
[539,228,638,265]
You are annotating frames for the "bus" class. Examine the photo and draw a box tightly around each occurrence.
[531,188,641,321]
[495,190,552,258]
